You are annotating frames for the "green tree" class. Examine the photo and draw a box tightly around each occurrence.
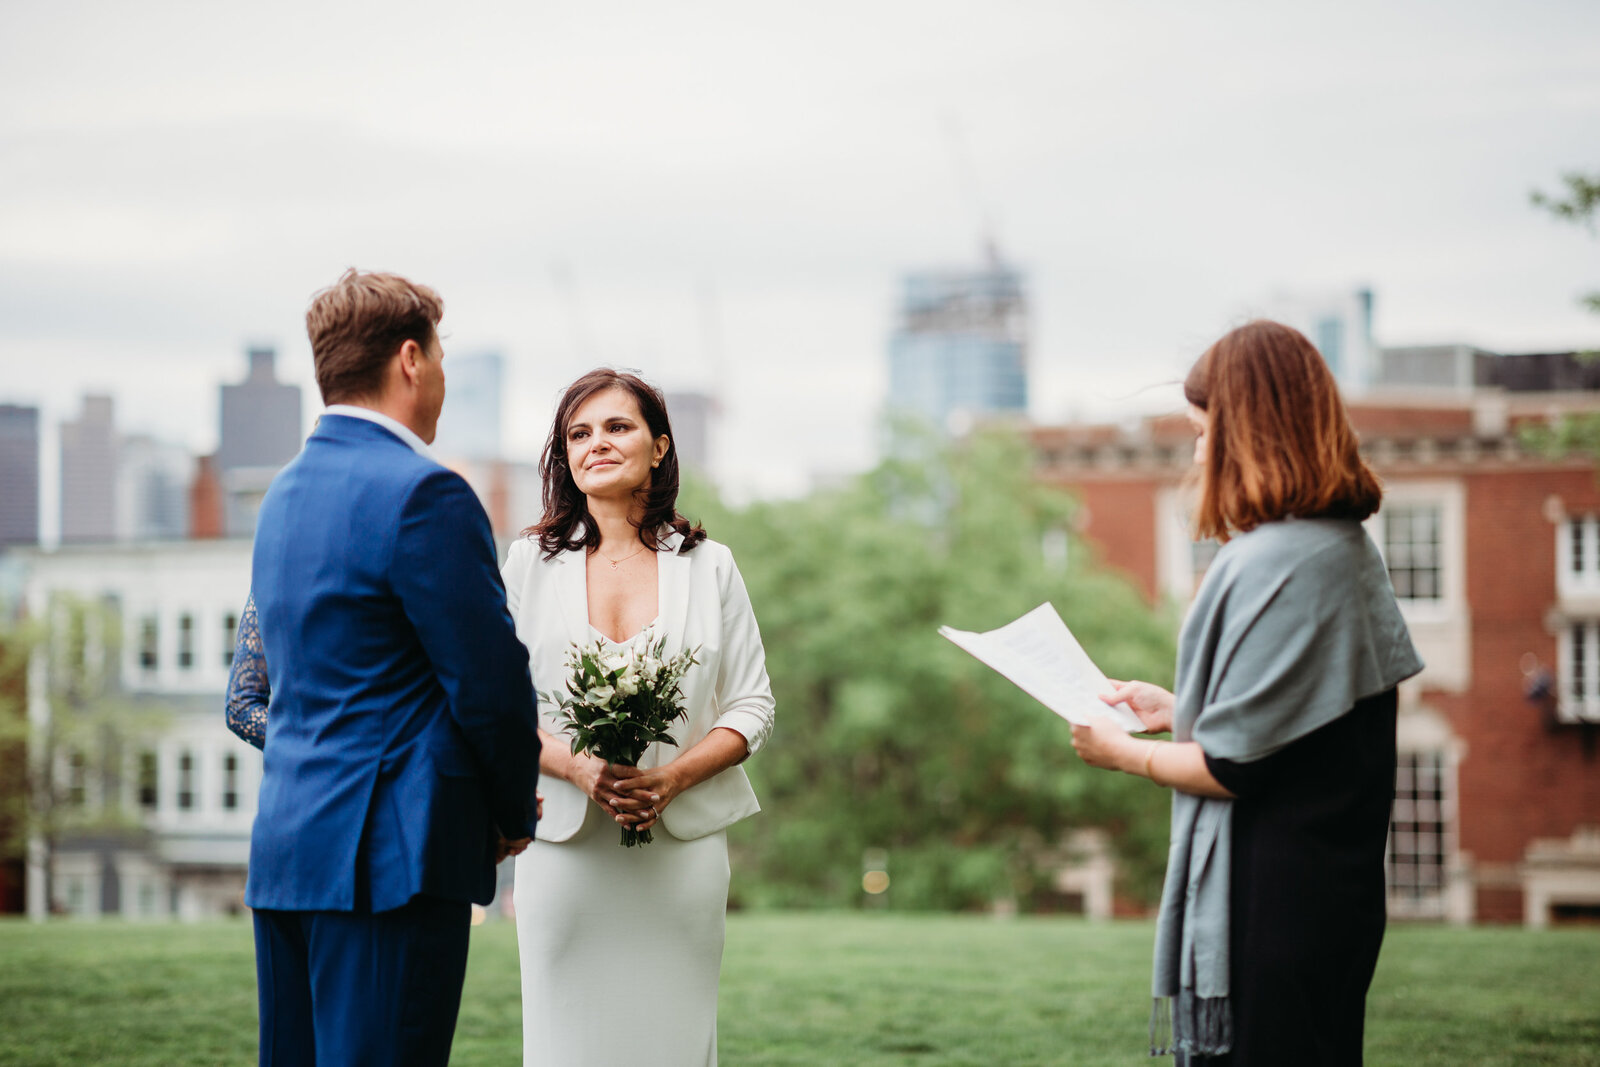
[1531,171,1600,319]
[0,595,162,916]
[1522,170,1600,457]
[686,426,1178,912]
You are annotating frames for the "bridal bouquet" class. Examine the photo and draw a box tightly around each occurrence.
[543,628,699,846]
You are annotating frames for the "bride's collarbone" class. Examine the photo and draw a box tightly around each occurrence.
[585,551,658,642]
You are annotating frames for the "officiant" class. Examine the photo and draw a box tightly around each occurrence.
[502,369,777,1067]
[1070,321,1422,1066]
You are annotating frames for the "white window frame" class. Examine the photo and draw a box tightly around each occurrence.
[1387,696,1470,923]
[1387,747,1455,918]
[222,611,239,668]
[176,749,196,813]
[1557,620,1600,723]
[1367,481,1465,627]
[221,753,240,812]
[176,612,195,670]
[1556,514,1600,598]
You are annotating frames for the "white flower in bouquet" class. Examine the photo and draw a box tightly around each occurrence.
[541,626,700,846]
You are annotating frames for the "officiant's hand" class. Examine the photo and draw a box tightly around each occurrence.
[1070,717,1138,771]
[1101,679,1175,735]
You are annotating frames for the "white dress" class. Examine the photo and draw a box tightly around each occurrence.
[513,627,730,1067]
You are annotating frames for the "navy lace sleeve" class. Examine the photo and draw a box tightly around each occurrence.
[224,593,269,749]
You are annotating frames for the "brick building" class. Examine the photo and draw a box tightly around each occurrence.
[1034,384,1600,926]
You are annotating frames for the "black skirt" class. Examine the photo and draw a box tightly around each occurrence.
[1183,687,1398,1067]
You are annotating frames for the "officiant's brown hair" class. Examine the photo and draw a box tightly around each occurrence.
[1184,319,1382,542]
[306,268,444,404]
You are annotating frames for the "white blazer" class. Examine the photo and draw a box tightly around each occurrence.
[502,531,776,842]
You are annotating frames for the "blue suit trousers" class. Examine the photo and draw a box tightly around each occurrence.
[253,895,471,1067]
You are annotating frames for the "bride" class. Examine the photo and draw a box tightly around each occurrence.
[504,369,776,1066]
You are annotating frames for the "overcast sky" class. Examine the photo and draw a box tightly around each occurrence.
[3,0,1598,514]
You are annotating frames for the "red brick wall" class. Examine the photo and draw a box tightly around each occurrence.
[1348,405,1476,439]
[188,455,224,539]
[1433,467,1600,919]
[1051,475,1166,603]
[1035,406,1600,922]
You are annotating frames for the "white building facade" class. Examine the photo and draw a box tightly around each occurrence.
[22,539,257,921]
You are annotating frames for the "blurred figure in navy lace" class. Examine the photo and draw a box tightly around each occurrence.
[225,592,268,749]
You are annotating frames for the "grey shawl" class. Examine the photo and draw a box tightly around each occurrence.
[1150,518,1423,1057]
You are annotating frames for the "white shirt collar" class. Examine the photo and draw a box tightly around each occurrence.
[322,404,433,457]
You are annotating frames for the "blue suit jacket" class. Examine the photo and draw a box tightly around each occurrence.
[244,414,540,912]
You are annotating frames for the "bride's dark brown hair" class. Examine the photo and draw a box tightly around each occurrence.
[527,369,706,560]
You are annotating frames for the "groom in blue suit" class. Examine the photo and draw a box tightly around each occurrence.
[246,269,540,1066]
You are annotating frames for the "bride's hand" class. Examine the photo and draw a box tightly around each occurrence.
[1101,679,1176,735]
[566,753,637,817]
[567,754,661,828]
[610,763,679,830]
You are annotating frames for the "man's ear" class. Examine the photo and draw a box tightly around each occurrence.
[396,339,425,388]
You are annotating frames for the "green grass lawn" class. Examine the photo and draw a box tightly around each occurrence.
[1,913,1596,1066]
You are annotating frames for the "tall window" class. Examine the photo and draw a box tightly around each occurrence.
[1389,751,1448,911]
[1558,515,1600,594]
[177,613,194,669]
[137,751,159,810]
[222,613,239,668]
[1382,505,1442,601]
[177,751,194,811]
[1561,622,1600,722]
[222,754,239,811]
[138,616,158,671]
[64,875,87,915]
[65,751,87,808]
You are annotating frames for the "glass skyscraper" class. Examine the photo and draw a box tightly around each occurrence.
[888,263,1028,431]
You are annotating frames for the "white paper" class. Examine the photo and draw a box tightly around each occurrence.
[939,603,1144,732]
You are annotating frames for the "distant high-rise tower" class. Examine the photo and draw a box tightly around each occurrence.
[60,394,117,543]
[0,404,40,547]
[888,260,1028,431]
[432,352,504,460]
[664,390,716,475]
[1256,288,1376,394]
[116,435,193,541]
[217,346,302,536]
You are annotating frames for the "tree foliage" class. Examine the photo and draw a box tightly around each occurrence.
[683,427,1178,911]
[1523,170,1600,458]
[0,595,163,914]
[1531,171,1600,317]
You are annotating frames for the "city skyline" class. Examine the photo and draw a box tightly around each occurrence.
[2,1,1598,508]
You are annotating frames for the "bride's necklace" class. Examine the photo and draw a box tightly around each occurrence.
[597,542,648,570]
